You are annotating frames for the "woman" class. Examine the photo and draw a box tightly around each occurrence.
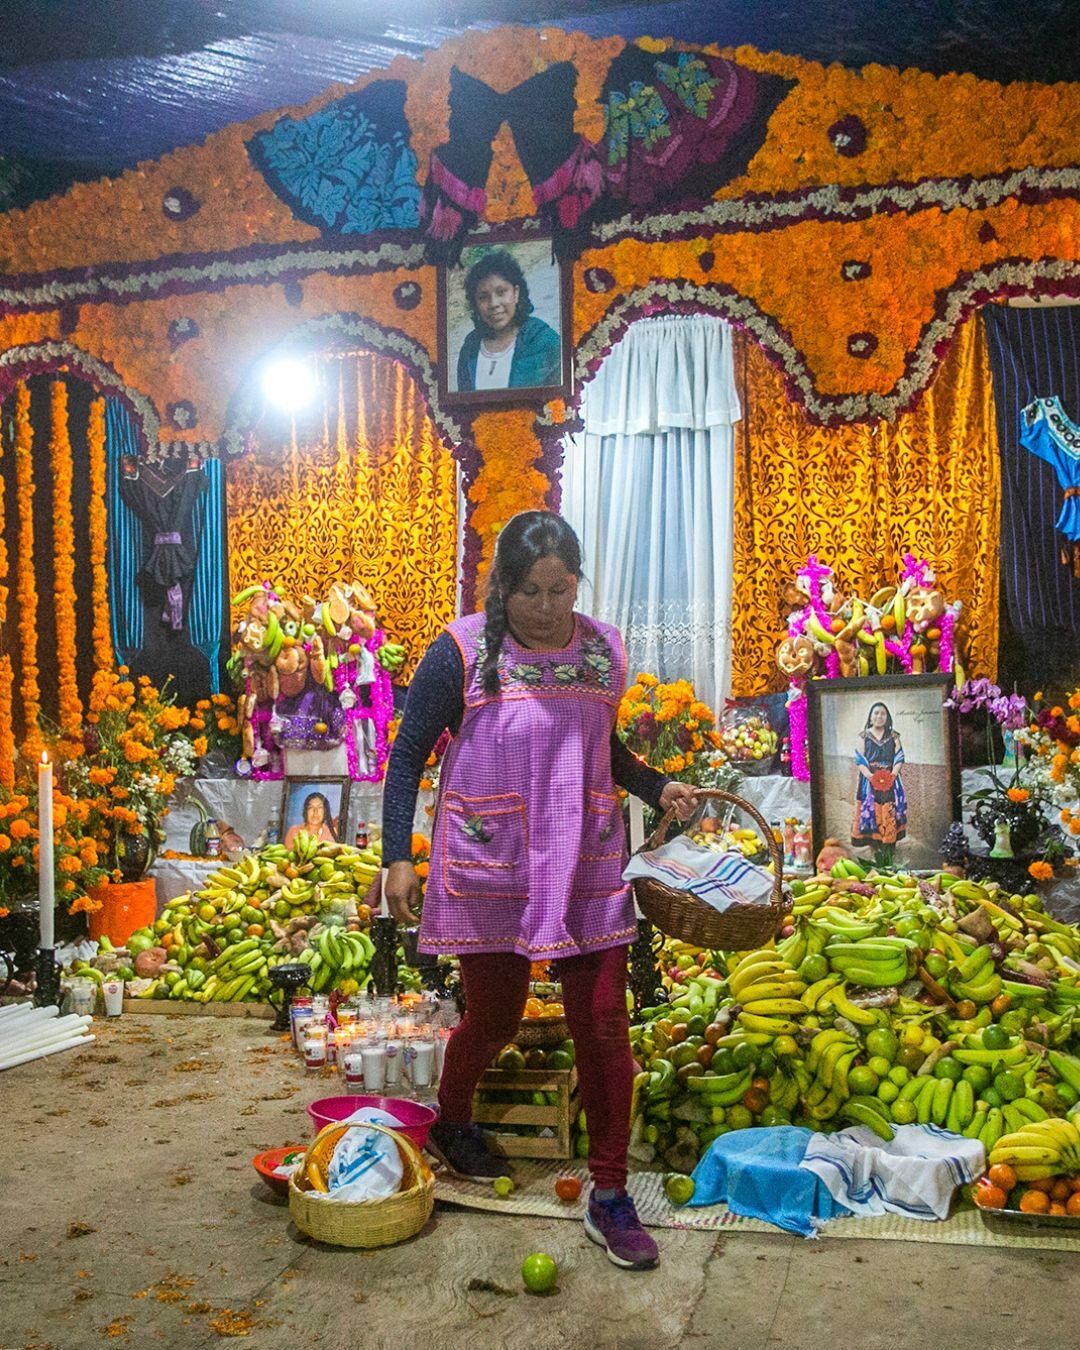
[283,791,337,848]
[456,250,562,393]
[383,512,697,1270]
[852,702,907,847]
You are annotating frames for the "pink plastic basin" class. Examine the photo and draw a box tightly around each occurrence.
[306,1095,437,1151]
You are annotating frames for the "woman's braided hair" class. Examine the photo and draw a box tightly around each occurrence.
[480,511,583,696]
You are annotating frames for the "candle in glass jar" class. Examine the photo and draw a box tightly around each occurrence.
[37,753,55,950]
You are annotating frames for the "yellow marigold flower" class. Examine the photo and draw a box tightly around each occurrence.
[193,737,208,757]
[58,854,81,874]
[118,665,129,675]
[1028,860,1054,881]
[1034,690,1044,701]
[1006,787,1030,802]
[1069,691,1080,710]
[624,684,645,704]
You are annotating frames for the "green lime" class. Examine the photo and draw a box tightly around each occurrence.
[876,1080,900,1105]
[759,1105,792,1127]
[866,1028,900,1062]
[891,1099,918,1125]
[962,1064,992,1091]
[773,1035,799,1059]
[664,1174,696,1205]
[1057,1082,1079,1108]
[798,954,830,983]
[933,1057,964,1082]
[923,951,950,980]
[713,1047,737,1076]
[493,1176,514,1196]
[994,1071,1025,1103]
[999,1010,1030,1035]
[725,1104,753,1131]
[686,1016,707,1038]
[867,1055,893,1079]
[732,1042,758,1072]
[888,1065,912,1087]
[981,1087,1003,1109]
[756,1049,777,1077]
[848,1065,879,1096]
[498,1047,527,1072]
[981,1024,1011,1051]
[521,1252,558,1294]
[897,1046,926,1073]
[558,1039,577,1065]
[546,1050,573,1071]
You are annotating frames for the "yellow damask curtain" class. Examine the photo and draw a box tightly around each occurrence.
[226,354,458,676]
[731,317,999,695]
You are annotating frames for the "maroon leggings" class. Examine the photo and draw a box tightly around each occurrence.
[438,946,635,1190]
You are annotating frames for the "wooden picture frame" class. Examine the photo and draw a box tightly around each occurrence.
[807,674,960,871]
[438,232,571,407]
[280,777,351,849]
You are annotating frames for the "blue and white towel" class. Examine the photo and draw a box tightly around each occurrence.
[800,1124,986,1221]
[623,835,774,913]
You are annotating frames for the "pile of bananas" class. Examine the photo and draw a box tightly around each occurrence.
[116,834,384,1003]
[990,1117,1080,1181]
[632,866,1080,1173]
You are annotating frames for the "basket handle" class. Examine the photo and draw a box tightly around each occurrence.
[644,788,784,880]
[308,1117,430,1181]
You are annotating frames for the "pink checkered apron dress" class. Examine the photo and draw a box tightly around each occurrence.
[417,612,638,960]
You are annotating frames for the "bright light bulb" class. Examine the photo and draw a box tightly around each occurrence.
[261,358,317,412]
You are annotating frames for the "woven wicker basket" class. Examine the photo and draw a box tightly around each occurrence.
[631,788,786,950]
[289,1120,434,1248]
[515,1015,571,1048]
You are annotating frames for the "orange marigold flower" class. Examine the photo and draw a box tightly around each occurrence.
[196,699,211,711]
[193,737,208,757]
[0,906,8,918]
[0,835,10,852]
[1007,787,1030,802]
[9,818,31,840]
[1028,860,1054,881]
[61,879,77,893]
[59,855,82,873]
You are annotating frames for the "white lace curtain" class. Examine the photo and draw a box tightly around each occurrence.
[560,315,740,708]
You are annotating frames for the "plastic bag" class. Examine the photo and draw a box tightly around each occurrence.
[717,704,779,774]
[326,1122,404,1201]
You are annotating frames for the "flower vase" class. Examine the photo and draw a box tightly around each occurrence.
[114,832,157,881]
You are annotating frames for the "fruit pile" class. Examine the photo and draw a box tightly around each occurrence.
[687,822,769,861]
[716,709,778,766]
[631,865,1080,1174]
[111,831,384,1002]
[973,1161,1080,1216]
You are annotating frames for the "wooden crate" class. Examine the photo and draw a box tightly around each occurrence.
[121,998,274,1020]
[473,1065,579,1159]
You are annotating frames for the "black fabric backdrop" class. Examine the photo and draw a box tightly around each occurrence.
[981,305,1080,693]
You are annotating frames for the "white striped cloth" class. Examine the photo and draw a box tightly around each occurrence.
[800,1124,986,1221]
[622,835,774,913]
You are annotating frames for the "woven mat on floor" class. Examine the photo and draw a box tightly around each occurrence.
[435,1160,1080,1252]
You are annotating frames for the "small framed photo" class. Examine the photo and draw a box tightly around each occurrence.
[438,233,570,407]
[807,674,960,871]
[281,778,350,849]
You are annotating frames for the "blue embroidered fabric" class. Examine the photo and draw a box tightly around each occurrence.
[247,80,420,235]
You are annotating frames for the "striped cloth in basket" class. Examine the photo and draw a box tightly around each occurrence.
[623,835,774,914]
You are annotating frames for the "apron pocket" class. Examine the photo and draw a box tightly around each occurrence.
[578,790,627,898]
[442,791,529,900]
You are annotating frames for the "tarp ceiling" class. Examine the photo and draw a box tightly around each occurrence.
[0,0,1076,207]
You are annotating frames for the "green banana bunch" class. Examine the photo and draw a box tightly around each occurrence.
[841,1096,894,1141]
[826,937,913,987]
[376,641,407,672]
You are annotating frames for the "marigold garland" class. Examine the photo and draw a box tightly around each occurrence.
[87,396,113,671]
[0,394,12,788]
[13,381,41,758]
[50,379,83,747]
[467,410,552,587]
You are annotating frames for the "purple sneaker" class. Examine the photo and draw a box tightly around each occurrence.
[584,1190,659,1269]
[426,1121,512,1182]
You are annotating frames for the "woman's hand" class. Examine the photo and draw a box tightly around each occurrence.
[659,780,700,823]
[383,860,422,926]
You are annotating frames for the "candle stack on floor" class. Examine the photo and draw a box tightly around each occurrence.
[0,1002,94,1073]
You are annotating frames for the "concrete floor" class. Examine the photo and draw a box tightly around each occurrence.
[2,1013,1079,1350]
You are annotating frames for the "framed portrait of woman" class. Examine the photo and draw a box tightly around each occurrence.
[438,233,571,407]
[806,674,960,870]
[280,778,350,849]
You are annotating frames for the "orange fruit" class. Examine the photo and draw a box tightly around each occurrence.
[1020,1190,1050,1214]
[972,1184,1007,1210]
[954,999,978,1021]
[751,1076,771,1095]
[544,1003,564,1018]
[1051,1179,1072,1202]
[554,1176,582,1203]
[988,1163,1018,1193]
[524,998,545,1019]
[1066,1193,1080,1217]
[1069,1176,1080,1193]
[1049,1202,1068,1216]
[1028,1177,1055,1193]
[741,1088,767,1115]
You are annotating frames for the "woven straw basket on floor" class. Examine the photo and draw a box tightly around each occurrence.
[289,1120,434,1248]
[631,788,786,951]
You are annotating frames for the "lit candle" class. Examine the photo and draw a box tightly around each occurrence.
[37,753,55,949]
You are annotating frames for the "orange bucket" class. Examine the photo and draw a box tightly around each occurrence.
[87,879,158,946]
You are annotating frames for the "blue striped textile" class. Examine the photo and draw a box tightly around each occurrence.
[188,457,224,693]
[105,398,144,660]
[622,834,773,911]
[981,306,1080,684]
